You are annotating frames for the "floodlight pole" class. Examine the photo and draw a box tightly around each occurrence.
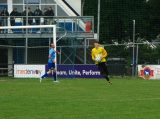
[97,0,100,41]
[132,20,135,77]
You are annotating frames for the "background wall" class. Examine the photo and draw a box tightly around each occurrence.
[65,0,81,15]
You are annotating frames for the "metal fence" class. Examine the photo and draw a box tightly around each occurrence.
[0,16,94,34]
[1,40,160,76]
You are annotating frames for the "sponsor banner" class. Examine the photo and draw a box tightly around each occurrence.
[138,65,160,80]
[14,65,45,78]
[14,64,103,78]
[46,65,103,78]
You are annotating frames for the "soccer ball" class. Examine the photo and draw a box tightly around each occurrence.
[95,54,101,62]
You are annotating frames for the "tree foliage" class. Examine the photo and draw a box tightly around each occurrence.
[83,0,160,64]
[84,0,160,43]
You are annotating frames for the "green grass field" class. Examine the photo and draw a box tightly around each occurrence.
[0,77,160,119]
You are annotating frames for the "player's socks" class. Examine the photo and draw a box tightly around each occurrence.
[53,73,59,82]
[105,76,109,81]
[41,73,48,78]
[105,76,112,85]
[53,73,56,81]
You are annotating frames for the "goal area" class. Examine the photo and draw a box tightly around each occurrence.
[0,25,57,76]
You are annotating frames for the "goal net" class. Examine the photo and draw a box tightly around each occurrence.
[0,25,56,76]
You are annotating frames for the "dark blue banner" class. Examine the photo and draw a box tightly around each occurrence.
[46,64,103,78]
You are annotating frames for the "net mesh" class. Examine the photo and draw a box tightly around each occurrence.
[0,25,56,76]
[83,0,160,43]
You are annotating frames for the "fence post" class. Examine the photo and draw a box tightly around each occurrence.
[135,44,139,76]
[132,20,135,77]
[84,38,87,64]
[25,37,28,64]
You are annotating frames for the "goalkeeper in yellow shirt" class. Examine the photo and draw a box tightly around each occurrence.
[91,42,112,85]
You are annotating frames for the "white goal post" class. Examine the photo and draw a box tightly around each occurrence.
[0,25,57,78]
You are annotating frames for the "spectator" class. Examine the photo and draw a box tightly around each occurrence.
[46,7,55,32]
[22,7,33,25]
[34,6,42,25]
[1,8,9,33]
[21,7,27,26]
[10,8,19,26]
[42,8,48,32]
[28,7,33,25]
[43,8,48,25]
[46,7,55,25]
[0,11,2,33]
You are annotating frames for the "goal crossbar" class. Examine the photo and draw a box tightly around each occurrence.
[0,25,56,29]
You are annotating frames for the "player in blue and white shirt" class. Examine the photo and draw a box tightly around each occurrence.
[40,43,58,83]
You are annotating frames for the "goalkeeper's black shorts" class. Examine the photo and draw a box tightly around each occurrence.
[97,62,109,76]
